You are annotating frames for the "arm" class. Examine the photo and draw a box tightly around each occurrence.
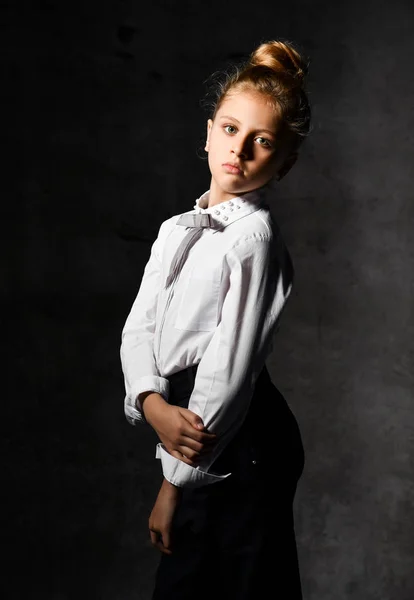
[141,391,217,466]
[148,478,182,555]
[120,220,170,426]
[120,220,218,462]
[156,233,294,488]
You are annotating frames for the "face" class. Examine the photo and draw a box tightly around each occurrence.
[205,89,297,203]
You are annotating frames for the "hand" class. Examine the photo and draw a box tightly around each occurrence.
[149,478,182,555]
[141,393,217,466]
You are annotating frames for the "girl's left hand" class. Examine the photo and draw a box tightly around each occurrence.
[149,478,182,555]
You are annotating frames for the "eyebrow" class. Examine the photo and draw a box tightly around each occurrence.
[219,115,277,137]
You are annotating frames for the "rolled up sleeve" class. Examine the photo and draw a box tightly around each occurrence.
[159,232,293,487]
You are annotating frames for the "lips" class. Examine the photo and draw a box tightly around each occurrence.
[223,163,243,174]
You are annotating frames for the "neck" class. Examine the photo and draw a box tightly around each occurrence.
[206,180,235,208]
[208,179,257,208]
[207,179,265,208]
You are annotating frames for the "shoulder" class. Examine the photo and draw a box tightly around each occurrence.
[156,212,184,238]
[225,202,277,240]
[228,210,294,295]
[229,206,285,253]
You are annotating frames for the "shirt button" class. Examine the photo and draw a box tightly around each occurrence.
[214,210,220,215]
[229,208,233,211]
[228,201,234,206]
[236,205,241,209]
[223,216,228,221]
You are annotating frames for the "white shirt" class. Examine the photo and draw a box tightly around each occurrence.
[120,187,294,488]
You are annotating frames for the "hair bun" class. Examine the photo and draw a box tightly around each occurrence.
[249,40,308,84]
[204,38,312,151]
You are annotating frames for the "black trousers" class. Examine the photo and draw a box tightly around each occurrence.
[152,364,305,600]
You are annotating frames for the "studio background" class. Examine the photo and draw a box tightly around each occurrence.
[5,0,414,599]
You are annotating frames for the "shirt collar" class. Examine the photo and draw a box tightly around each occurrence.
[192,188,267,229]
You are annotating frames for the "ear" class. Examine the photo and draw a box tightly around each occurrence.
[205,119,213,151]
[276,152,298,181]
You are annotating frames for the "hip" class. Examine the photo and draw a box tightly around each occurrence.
[166,363,305,483]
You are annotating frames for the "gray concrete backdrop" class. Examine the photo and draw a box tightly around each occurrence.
[5,0,414,598]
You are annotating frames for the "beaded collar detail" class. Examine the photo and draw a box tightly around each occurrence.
[191,189,267,230]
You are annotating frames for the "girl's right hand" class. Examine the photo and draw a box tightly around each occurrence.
[140,393,217,466]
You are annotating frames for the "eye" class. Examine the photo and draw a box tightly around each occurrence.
[256,136,272,148]
[223,124,237,134]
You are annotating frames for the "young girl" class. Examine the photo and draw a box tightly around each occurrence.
[120,39,311,600]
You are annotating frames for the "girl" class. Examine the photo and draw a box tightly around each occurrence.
[120,39,311,600]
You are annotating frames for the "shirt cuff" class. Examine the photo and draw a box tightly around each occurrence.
[124,376,170,426]
[124,395,145,426]
[155,443,231,488]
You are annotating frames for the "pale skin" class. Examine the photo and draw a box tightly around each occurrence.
[145,88,298,554]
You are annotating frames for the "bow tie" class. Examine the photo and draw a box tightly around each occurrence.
[164,212,219,289]
[175,213,215,228]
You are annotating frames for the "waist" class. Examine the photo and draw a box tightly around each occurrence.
[167,364,199,408]
[166,363,273,408]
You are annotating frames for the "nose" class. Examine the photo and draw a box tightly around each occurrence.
[231,137,250,159]
[232,145,248,159]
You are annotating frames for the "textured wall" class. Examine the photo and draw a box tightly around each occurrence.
[5,0,414,598]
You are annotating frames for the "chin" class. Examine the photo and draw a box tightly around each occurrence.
[222,187,249,198]
[217,180,249,194]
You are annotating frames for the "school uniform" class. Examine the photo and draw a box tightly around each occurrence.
[120,187,305,599]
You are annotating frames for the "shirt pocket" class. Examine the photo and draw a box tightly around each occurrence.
[174,263,222,332]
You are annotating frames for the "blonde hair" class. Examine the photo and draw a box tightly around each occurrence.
[206,40,311,152]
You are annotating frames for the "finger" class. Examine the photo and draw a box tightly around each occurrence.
[150,531,172,555]
[180,409,217,439]
[179,408,205,431]
[180,436,205,454]
[181,434,217,456]
[170,439,214,464]
[171,448,210,466]
[150,529,159,547]
[178,444,211,463]
[179,438,216,460]
[180,424,217,445]
[158,542,172,555]
[162,529,172,552]
[171,450,197,466]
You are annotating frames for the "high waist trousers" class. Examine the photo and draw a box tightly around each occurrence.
[151,364,305,600]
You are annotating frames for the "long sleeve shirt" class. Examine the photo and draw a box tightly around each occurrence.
[120,186,294,488]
